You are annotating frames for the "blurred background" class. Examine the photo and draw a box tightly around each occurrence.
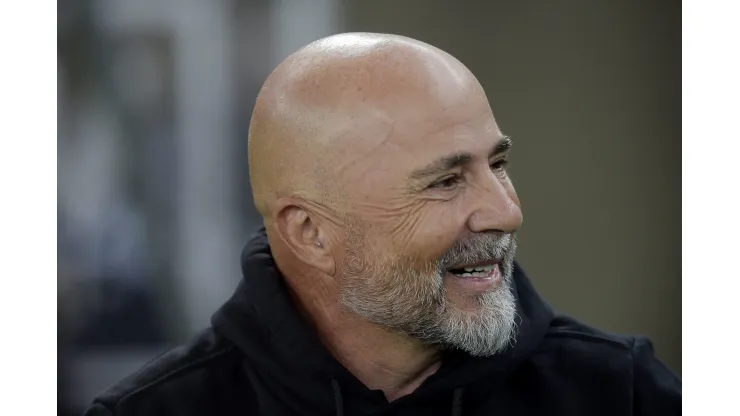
[57,0,680,413]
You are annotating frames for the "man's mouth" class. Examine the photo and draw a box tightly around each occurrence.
[447,258,503,278]
[444,259,504,292]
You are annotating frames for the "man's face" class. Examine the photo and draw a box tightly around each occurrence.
[334,83,524,357]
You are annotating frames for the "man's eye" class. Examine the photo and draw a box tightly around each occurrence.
[429,175,462,189]
[491,159,509,172]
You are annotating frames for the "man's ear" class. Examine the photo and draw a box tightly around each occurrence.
[274,199,336,276]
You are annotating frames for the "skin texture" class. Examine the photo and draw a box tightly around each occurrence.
[248,33,523,401]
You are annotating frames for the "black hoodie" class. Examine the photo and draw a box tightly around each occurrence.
[84,227,681,415]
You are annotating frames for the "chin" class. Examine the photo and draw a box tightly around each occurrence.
[447,293,489,315]
[437,279,518,357]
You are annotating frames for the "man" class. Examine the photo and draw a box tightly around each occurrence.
[85,33,680,415]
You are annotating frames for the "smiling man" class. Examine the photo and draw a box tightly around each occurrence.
[85,33,681,416]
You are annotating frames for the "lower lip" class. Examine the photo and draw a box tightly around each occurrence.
[445,263,503,292]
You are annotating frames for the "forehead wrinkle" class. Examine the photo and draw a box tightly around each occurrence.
[323,111,397,187]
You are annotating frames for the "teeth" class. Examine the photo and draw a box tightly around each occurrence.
[452,264,497,277]
[473,265,495,272]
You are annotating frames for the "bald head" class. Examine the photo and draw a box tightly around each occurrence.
[248,33,522,359]
[248,32,488,221]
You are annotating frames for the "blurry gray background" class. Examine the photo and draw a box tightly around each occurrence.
[58,0,680,413]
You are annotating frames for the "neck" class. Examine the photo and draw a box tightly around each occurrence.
[285,273,443,402]
[322,318,443,402]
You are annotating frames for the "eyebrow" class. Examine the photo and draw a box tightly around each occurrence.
[408,135,513,182]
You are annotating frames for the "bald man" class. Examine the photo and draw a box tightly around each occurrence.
[85,33,680,416]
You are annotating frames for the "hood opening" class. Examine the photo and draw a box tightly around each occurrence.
[212,226,555,413]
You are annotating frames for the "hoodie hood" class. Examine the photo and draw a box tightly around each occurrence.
[212,227,555,415]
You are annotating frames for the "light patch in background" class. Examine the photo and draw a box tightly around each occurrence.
[269,0,342,66]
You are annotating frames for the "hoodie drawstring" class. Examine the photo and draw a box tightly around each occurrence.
[451,387,464,416]
[331,378,344,416]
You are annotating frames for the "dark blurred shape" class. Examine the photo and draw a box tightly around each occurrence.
[74,279,164,347]
[58,0,103,92]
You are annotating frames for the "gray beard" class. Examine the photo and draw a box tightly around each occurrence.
[340,232,519,357]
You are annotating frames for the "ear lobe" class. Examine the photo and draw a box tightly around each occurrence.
[275,203,336,276]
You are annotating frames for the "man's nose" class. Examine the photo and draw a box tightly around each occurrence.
[466,173,523,234]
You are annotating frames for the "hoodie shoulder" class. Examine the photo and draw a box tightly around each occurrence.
[545,315,634,349]
[85,328,253,415]
[631,336,682,415]
[534,315,681,414]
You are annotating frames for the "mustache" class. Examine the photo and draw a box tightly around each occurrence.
[439,233,515,270]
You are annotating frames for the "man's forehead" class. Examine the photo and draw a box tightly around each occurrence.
[334,106,501,185]
[376,102,499,152]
